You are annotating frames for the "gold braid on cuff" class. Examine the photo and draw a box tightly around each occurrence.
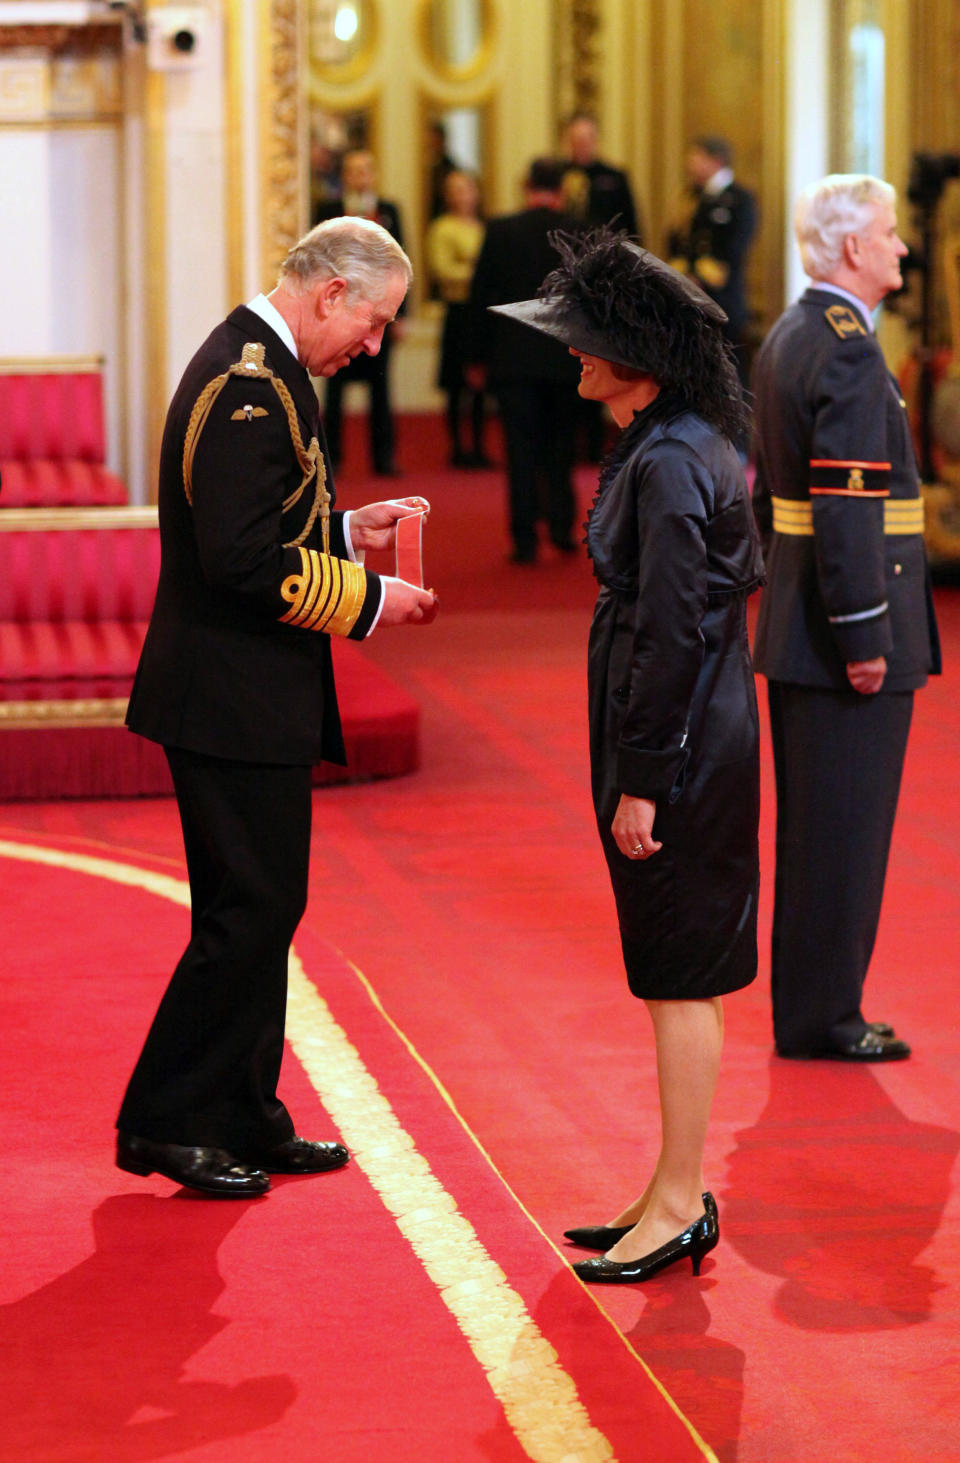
[279,546,368,637]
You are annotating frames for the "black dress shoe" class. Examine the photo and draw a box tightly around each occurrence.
[821,1031,911,1062]
[240,1135,349,1174]
[563,1223,635,1250]
[572,1194,719,1284]
[116,1133,270,1197]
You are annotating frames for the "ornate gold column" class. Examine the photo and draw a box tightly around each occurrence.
[259,0,305,287]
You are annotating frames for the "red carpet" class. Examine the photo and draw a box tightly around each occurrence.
[2,415,959,1461]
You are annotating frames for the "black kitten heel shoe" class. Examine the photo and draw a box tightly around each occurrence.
[563,1223,635,1250]
[572,1193,719,1284]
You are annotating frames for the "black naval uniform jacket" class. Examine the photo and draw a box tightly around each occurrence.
[588,397,764,1000]
[751,288,940,689]
[126,306,381,766]
[561,159,640,239]
[674,179,757,339]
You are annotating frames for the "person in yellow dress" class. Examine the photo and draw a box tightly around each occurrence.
[426,170,491,469]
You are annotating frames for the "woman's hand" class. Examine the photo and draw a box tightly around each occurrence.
[350,497,430,552]
[612,794,663,861]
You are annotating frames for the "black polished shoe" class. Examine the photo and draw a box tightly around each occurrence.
[821,1031,911,1062]
[572,1193,719,1284]
[563,1223,635,1250]
[240,1135,349,1174]
[116,1133,270,1197]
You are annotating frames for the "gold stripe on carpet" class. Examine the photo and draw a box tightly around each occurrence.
[0,838,658,1463]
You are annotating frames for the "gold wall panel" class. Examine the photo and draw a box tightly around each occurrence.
[646,0,783,332]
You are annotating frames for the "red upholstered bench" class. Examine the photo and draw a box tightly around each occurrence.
[0,506,419,799]
[0,357,128,507]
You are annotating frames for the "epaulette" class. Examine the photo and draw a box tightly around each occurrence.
[825,304,867,340]
[182,341,330,553]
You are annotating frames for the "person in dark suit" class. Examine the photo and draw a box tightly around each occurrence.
[561,112,641,239]
[561,114,642,461]
[314,150,406,475]
[752,173,941,1062]
[467,157,582,562]
[667,136,757,371]
[117,216,437,1197]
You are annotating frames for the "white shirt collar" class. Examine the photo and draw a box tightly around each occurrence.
[808,281,875,333]
[245,292,299,360]
[704,167,734,195]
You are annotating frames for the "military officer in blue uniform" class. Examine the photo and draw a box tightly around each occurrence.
[752,173,940,1061]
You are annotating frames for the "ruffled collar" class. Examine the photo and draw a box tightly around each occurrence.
[584,392,686,565]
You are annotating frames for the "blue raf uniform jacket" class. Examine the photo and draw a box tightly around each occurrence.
[751,287,940,691]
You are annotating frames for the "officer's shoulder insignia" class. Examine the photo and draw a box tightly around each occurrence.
[825,304,866,339]
[230,405,270,421]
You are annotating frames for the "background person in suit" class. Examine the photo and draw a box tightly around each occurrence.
[667,136,757,377]
[560,112,640,239]
[467,157,582,562]
[752,173,941,1062]
[560,113,642,461]
[314,150,407,475]
[426,168,491,468]
[117,216,437,1198]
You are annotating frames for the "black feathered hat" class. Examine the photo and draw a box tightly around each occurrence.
[489,227,747,440]
[489,227,726,370]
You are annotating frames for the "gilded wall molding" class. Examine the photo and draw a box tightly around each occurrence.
[260,0,304,287]
[552,0,602,135]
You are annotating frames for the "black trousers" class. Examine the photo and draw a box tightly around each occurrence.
[117,747,312,1150]
[323,345,395,473]
[767,681,914,1054]
[493,382,577,557]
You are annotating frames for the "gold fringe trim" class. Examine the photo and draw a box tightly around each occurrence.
[182,341,330,553]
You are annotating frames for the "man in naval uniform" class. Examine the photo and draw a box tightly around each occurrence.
[117,216,437,1196]
[560,112,640,239]
[314,149,406,475]
[752,173,940,1061]
[668,136,757,377]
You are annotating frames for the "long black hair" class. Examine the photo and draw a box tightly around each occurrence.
[540,227,750,444]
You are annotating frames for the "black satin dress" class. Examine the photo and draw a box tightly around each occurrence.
[587,395,764,999]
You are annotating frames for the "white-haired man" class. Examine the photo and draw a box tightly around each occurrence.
[117,216,437,1195]
[752,174,940,1062]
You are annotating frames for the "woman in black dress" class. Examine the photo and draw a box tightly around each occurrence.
[494,230,764,1283]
